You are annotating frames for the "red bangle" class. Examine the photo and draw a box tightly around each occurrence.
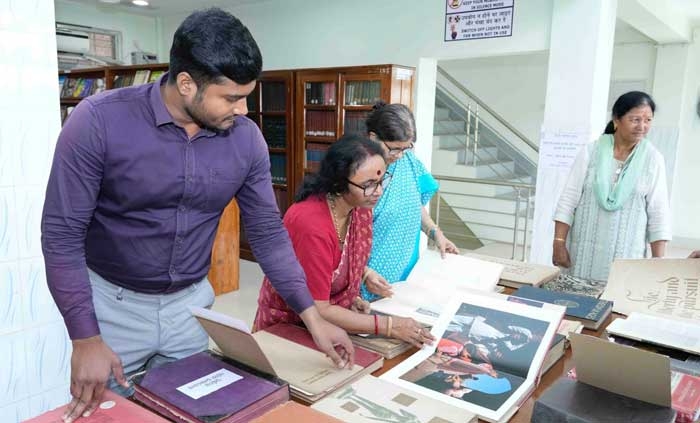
[373,315,379,335]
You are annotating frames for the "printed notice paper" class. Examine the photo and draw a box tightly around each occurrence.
[177,368,242,400]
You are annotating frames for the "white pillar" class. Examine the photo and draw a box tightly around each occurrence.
[530,0,618,264]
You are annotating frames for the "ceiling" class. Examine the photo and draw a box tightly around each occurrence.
[57,0,258,16]
[60,0,700,29]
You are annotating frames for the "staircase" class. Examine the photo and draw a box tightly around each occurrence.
[430,67,538,259]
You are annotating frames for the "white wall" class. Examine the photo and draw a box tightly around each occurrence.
[670,29,700,241]
[0,1,71,422]
[55,0,160,64]
[159,0,554,71]
[439,52,549,144]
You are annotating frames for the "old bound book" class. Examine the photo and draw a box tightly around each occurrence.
[350,333,413,359]
[191,307,383,403]
[602,258,700,319]
[539,334,567,377]
[133,351,289,423]
[24,389,169,423]
[381,289,565,422]
[532,377,676,423]
[465,252,559,288]
[250,401,342,422]
[606,312,700,355]
[513,285,613,330]
[312,375,477,422]
[372,250,503,326]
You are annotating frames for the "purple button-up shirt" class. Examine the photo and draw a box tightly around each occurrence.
[41,76,313,340]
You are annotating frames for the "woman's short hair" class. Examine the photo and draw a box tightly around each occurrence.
[365,101,417,142]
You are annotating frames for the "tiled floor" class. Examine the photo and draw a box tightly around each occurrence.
[212,242,696,327]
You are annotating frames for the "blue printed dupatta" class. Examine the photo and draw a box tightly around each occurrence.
[361,152,438,301]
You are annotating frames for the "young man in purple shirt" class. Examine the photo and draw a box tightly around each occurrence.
[41,8,353,423]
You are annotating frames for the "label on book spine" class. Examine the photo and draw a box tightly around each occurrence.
[176,368,242,400]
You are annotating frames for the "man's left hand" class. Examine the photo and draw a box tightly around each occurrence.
[300,306,355,369]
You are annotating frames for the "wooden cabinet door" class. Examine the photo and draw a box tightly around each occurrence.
[208,199,240,295]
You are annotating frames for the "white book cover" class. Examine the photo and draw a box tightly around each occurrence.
[371,250,504,326]
[602,258,700,320]
[381,291,564,423]
[312,375,477,423]
[606,312,700,355]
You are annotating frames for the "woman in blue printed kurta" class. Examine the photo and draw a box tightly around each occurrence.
[360,102,459,301]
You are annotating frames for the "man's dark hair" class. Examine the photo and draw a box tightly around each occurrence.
[168,8,262,88]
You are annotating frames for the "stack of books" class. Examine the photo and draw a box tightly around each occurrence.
[513,285,613,330]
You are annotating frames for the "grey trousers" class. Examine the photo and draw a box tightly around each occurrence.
[88,269,215,396]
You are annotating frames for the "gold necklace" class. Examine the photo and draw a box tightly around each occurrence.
[327,194,349,245]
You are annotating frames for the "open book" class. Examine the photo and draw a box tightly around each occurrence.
[381,290,565,422]
[371,250,504,326]
[606,312,700,356]
[190,307,383,403]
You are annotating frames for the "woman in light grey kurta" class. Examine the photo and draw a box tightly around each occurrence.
[552,91,671,282]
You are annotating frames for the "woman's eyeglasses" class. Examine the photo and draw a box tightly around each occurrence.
[347,172,393,196]
[382,141,414,157]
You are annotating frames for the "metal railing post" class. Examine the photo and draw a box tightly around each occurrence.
[511,187,521,260]
[522,188,531,261]
[473,104,480,167]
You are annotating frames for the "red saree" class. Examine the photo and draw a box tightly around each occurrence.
[253,195,372,331]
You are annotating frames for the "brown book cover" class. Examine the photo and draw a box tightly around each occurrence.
[191,307,384,403]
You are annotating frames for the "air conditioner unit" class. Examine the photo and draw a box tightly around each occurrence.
[56,28,90,54]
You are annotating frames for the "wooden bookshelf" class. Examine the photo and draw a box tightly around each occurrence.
[240,70,295,261]
[294,64,414,196]
[58,63,169,124]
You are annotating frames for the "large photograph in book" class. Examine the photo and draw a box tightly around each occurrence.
[397,303,549,411]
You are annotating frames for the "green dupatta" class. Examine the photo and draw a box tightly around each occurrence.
[593,134,649,211]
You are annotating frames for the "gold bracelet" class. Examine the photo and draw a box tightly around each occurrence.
[386,316,392,338]
[554,237,566,242]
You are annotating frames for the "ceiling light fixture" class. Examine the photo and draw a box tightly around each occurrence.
[98,0,121,3]
[132,0,149,6]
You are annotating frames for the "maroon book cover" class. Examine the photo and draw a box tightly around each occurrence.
[134,351,289,423]
[263,323,383,370]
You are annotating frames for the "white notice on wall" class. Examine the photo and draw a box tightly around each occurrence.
[444,0,514,41]
[538,128,592,170]
[177,368,242,400]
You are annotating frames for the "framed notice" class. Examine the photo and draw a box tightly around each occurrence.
[445,0,515,41]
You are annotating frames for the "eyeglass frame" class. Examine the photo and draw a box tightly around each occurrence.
[346,172,393,197]
[382,141,414,156]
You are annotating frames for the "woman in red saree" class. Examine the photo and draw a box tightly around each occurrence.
[254,134,433,348]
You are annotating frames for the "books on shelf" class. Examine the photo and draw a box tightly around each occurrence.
[59,76,105,99]
[305,142,329,173]
[381,290,565,422]
[465,253,559,288]
[190,307,383,403]
[251,401,342,422]
[513,285,613,330]
[25,389,169,423]
[602,258,700,320]
[261,116,286,149]
[261,81,286,112]
[269,154,287,184]
[305,110,336,137]
[312,375,477,422]
[344,81,381,106]
[531,377,677,423]
[606,312,700,356]
[371,250,503,326]
[305,82,336,105]
[133,351,289,423]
